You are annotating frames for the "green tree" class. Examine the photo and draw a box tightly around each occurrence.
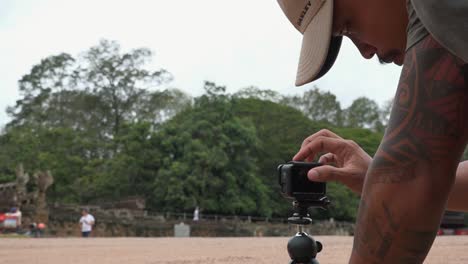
[233,86,282,102]
[0,126,92,202]
[7,53,76,128]
[7,40,182,136]
[282,87,343,126]
[149,83,271,216]
[87,122,161,201]
[344,97,380,130]
[78,39,173,136]
[2,40,189,203]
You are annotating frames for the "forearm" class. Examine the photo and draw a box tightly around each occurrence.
[356,160,468,211]
[447,161,468,211]
[350,158,456,263]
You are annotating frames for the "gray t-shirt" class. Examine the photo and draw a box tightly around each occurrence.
[406,0,468,63]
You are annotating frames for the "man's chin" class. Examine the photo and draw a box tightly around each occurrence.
[378,52,405,66]
[394,54,405,65]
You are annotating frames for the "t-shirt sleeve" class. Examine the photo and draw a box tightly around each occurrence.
[406,0,429,51]
[409,0,468,63]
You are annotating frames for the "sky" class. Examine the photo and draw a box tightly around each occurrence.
[0,0,403,127]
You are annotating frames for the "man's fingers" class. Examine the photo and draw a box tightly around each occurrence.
[301,129,343,149]
[318,153,337,164]
[293,136,344,161]
[307,165,342,183]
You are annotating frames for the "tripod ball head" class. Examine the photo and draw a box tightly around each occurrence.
[287,232,322,264]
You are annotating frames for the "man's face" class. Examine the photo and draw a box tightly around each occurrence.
[82,210,87,216]
[333,0,408,65]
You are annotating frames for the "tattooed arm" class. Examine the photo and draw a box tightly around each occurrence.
[349,35,468,263]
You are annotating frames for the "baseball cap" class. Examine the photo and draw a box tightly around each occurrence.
[277,0,342,86]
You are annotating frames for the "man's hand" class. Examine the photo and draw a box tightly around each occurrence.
[293,129,372,194]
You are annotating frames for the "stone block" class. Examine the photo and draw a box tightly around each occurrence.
[174,222,190,237]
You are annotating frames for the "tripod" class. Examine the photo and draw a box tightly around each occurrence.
[286,198,330,264]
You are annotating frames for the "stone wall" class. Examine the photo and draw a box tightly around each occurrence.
[47,204,355,237]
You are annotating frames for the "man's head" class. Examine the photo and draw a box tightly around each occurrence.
[82,208,89,216]
[278,0,408,85]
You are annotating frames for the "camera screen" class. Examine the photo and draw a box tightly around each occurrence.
[291,166,326,194]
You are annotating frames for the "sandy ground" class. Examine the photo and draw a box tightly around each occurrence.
[1,236,468,264]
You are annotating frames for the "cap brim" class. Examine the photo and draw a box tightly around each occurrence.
[295,0,342,86]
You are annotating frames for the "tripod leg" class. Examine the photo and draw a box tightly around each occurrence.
[289,260,319,264]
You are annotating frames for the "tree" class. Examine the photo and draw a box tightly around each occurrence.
[149,85,271,216]
[344,97,381,130]
[134,88,192,125]
[7,53,76,128]
[2,39,388,220]
[0,126,93,202]
[78,39,173,136]
[282,87,343,126]
[87,122,161,201]
[7,40,180,137]
[233,86,282,102]
[1,40,190,202]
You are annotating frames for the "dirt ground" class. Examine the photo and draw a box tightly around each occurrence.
[1,236,468,264]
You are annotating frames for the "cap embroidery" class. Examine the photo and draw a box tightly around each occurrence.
[297,1,312,27]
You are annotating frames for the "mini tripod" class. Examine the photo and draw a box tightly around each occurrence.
[286,197,330,264]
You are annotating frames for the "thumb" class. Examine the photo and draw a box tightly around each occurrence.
[308,165,341,182]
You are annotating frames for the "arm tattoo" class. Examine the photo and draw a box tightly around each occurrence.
[370,36,468,184]
[352,35,468,263]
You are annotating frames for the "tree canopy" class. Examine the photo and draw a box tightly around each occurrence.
[0,40,390,221]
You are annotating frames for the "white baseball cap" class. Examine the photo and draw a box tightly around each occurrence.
[277,0,343,86]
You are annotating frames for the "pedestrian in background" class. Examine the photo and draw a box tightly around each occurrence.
[79,208,95,237]
[193,207,199,221]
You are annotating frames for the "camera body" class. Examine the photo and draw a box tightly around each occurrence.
[278,161,328,207]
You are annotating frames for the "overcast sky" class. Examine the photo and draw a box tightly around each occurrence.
[0,0,403,127]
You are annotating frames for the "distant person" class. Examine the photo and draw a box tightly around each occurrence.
[8,207,22,232]
[29,222,38,237]
[79,208,95,237]
[37,222,46,237]
[193,207,199,221]
[28,222,46,237]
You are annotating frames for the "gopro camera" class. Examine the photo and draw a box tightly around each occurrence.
[278,161,329,207]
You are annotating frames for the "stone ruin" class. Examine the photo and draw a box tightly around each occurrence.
[0,164,54,225]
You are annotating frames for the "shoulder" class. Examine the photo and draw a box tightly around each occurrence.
[409,0,468,62]
[410,0,467,25]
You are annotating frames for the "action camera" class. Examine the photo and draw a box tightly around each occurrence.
[278,161,329,207]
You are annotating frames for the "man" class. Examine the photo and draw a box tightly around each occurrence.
[79,208,95,238]
[277,0,468,263]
